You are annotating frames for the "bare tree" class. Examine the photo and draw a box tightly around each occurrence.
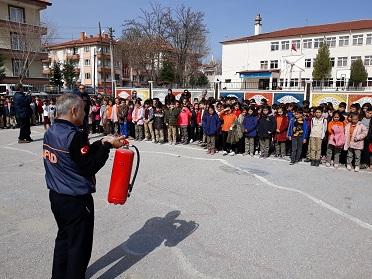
[7,20,54,83]
[120,2,209,86]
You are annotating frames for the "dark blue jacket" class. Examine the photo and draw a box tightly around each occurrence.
[257,115,275,138]
[202,112,220,136]
[287,117,309,141]
[43,120,96,196]
[13,91,32,119]
[243,115,258,137]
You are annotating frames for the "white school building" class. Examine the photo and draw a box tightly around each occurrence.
[221,16,372,90]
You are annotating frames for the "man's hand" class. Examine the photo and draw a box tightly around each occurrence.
[102,136,127,149]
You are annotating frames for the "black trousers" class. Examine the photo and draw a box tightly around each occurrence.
[291,137,303,163]
[49,190,94,279]
[17,117,31,140]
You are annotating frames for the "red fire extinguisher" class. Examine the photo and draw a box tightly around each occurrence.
[107,141,140,205]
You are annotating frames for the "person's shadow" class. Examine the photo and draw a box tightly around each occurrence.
[86,210,198,279]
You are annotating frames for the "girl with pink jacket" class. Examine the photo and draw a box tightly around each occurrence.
[344,113,368,172]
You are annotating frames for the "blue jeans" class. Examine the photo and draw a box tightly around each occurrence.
[119,122,128,137]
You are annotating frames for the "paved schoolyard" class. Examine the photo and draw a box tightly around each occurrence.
[1,126,372,279]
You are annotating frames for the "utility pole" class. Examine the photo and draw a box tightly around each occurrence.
[93,48,96,94]
[108,27,115,97]
[99,22,106,95]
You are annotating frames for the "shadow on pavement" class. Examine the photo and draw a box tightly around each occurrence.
[86,210,198,279]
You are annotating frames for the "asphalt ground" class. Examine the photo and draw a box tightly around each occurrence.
[1,126,372,279]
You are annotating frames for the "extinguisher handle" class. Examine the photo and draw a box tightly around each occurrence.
[127,144,140,197]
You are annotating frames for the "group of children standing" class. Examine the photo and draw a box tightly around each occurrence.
[101,94,371,173]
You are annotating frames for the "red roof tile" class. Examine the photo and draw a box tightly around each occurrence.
[221,19,372,44]
[47,36,112,50]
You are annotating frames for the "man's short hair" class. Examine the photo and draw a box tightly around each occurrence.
[56,93,83,117]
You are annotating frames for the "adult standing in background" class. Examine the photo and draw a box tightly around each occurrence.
[76,84,90,134]
[13,83,33,143]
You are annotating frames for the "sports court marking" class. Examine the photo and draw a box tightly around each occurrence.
[141,150,372,233]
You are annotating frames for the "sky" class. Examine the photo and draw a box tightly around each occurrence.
[43,0,372,61]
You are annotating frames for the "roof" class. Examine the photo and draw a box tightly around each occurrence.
[22,0,51,7]
[221,19,372,44]
[237,69,280,74]
[47,36,112,50]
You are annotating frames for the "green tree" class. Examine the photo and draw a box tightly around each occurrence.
[62,60,78,90]
[189,73,209,88]
[312,43,331,87]
[159,61,175,84]
[197,74,209,87]
[0,54,5,82]
[50,61,64,93]
[350,58,368,87]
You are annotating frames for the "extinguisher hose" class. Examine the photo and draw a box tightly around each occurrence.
[128,145,140,197]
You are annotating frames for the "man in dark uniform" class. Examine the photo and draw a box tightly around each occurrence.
[75,84,90,134]
[13,83,33,143]
[43,93,125,278]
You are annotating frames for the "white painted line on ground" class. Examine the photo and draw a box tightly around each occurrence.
[142,150,372,233]
[2,146,39,156]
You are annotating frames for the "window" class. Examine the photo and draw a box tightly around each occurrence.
[351,56,361,64]
[85,73,91,79]
[260,60,268,70]
[281,41,289,50]
[364,56,372,66]
[326,37,336,47]
[337,57,348,67]
[12,59,28,77]
[305,59,312,68]
[330,57,335,67]
[366,34,372,45]
[291,40,301,50]
[271,42,279,51]
[339,36,349,47]
[290,79,299,87]
[368,77,372,87]
[10,32,21,50]
[270,60,278,69]
[84,59,91,66]
[84,46,90,52]
[303,39,312,49]
[314,38,324,48]
[353,34,363,45]
[9,6,25,23]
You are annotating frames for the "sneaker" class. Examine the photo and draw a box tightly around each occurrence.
[347,165,352,171]
[311,161,315,166]
[229,151,235,156]
[334,164,339,169]
[222,151,228,156]
[304,158,311,163]
[210,149,215,155]
[207,149,211,154]
[326,162,331,167]
[289,161,295,165]
[189,139,193,144]
[355,166,360,172]
[360,164,368,170]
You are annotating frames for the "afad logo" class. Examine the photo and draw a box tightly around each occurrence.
[354,97,372,106]
[277,95,300,104]
[249,95,268,104]
[317,97,342,106]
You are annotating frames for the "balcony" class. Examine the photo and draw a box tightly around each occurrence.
[66,54,80,61]
[42,68,51,75]
[97,66,110,73]
[0,19,47,35]
[97,53,110,59]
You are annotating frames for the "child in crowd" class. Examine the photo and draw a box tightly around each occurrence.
[106,99,114,135]
[344,112,368,172]
[257,106,275,158]
[144,100,155,142]
[4,97,16,129]
[42,99,50,130]
[202,106,221,155]
[91,100,101,134]
[288,108,308,165]
[326,111,345,168]
[49,99,56,126]
[164,102,179,145]
[153,104,165,143]
[219,105,237,156]
[274,106,288,158]
[309,107,327,166]
[100,99,108,135]
[117,101,128,138]
[178,104,192,144]
[360,106,372,169]
[243,106,258,156]
[132,100,144,141]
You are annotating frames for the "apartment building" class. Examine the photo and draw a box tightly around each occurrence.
[46,32,123,94]
[0,0,51,90]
